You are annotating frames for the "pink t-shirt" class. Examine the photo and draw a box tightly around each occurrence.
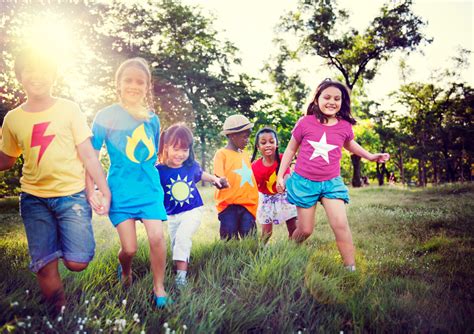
[292,115,354,181]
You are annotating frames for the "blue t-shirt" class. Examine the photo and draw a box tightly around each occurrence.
[157,161,204,215]
[91,104,166,224]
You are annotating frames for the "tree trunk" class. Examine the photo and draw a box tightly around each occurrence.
[399,146,405,185]
[432,159,438,184]
[418,159,426,187]
[423,160,428,186]
[351,155,362,187]
[376,162,383,186]
[466,156,474,181]
[382,163,389,185]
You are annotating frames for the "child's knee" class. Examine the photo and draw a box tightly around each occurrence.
[331,218,350,234]
[121,247,138,258]
[63,260,89,272]
[148,233,165,248]
[300,224,314,237]
[174,234,191,246]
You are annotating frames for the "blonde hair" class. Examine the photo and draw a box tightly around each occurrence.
[115,57,154,120]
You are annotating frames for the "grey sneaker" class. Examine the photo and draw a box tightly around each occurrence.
[175,277,187,288]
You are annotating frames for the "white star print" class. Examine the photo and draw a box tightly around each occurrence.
[307,132,338,163]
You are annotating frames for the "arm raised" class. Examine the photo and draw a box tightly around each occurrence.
[344,140,390,163]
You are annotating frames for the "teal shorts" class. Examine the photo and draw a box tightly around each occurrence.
[286,173,350,208]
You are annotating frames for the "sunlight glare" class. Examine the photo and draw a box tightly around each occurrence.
[22,11,77,69]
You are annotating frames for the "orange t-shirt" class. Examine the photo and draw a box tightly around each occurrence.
[213,148,258,218]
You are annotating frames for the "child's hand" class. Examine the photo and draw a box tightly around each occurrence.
[88,190,109,215]
[100,193,111,216]
[213,176,229,189]
[371,153,390,163]
[276,176,285,193]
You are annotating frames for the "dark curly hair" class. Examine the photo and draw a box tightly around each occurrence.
[306,78,356,125]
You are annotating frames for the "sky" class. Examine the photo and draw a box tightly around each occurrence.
[182,0,473,107]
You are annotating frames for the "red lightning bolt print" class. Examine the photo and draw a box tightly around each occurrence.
[31,122,55,165]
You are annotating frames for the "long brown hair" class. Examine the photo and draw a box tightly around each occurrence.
[306,79,356,125]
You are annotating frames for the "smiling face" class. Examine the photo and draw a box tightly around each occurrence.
[118,65,148,107]
[317,86,342,118]
[20,63,56,100]
[257,132,277,159]
[228,129,251,150]
[166,144,190,168]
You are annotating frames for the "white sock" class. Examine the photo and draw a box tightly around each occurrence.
[345,264,356,272]
[176,270,187,281]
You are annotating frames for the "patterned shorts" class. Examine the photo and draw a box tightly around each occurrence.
[257,192,297,225]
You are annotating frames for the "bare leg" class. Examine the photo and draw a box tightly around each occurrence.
[291,206,317,243]
[116,219,137,285]
[63,260,88,272]
[285,217,297,238]
[142,219,167,297]
[321,198,355,265]
[175,260,188,271]
[261,224,273,243]
[36,259,65,313]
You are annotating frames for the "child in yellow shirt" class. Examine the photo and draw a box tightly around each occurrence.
[0,48,110,313]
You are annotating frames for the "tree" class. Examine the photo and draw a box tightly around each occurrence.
[390,77,473,185]
[259,40,309,148]
[0,1,265,177]
[92,0,265,171]
[277,0,430,186]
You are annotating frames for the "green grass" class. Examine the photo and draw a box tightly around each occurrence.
[0,183,473,332]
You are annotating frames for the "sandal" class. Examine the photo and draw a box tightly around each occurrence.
[117,264,132,287]
[153,293,173,308]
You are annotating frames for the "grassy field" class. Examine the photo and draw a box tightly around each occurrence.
[0,183,473,333]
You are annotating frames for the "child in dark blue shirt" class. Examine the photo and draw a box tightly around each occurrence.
[157,123,227,286]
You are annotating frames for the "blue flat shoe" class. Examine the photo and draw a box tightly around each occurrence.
[154,295,173,308]
[117,264,132,287]
[117,264,122,281]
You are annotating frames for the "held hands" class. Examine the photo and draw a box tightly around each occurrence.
[369,153,390,163]
[87,189,110,215]
[276,176,285,193]
[212,176,229,189]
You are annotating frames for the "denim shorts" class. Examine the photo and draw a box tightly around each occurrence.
[218,205,256,240]
[286,173,350,208]
[19,191,95,273]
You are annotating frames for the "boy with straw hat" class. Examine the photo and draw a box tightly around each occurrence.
[213,115,259,240]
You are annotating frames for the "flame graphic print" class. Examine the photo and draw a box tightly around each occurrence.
[266,171,277,194]
[125,124,155,163]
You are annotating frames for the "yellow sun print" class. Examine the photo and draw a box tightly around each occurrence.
[166,175,195,207]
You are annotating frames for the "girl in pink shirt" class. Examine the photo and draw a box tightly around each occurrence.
[276,79,389,271]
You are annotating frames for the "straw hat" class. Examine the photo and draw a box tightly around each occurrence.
[221,114,254,135]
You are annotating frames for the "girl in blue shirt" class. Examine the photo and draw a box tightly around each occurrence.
[157,123,227,286]
[90,58,170,307]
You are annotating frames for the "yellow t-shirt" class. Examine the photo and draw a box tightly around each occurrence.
[213,148,259,218]
[0,98,92,197]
